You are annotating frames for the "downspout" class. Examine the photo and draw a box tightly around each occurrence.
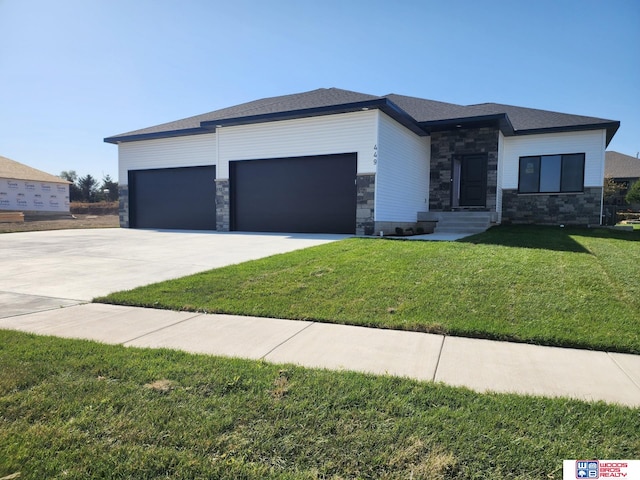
[215,125,221,170]
[373,110,379,227]
[599,130,605,225]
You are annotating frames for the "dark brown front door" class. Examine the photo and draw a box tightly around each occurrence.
[459,154,487,207]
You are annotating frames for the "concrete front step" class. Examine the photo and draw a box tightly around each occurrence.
[436,226,489,232]
[436,227,488,234]
[418,211,493,220]
[417,211,493,234]
[438,220,491,227]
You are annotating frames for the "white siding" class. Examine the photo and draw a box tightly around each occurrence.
[118,133,217,185]
[501,130,606,189]
[216,110,378,178]
[375,112,430,222]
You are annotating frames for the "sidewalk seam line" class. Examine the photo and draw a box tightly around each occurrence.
[607,352,640,392]
[0,302,87,319]
[121,313,205,346]
[431,334,446,382]
[260,321,316,360]
[0,290,87,303]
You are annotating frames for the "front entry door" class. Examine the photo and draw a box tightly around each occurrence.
[458,154,487,207]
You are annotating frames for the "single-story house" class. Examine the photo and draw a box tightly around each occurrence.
[105,88,619,234]
[604,151,640,206]
[0,155,70,215]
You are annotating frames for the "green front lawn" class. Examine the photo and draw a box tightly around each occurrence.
[97,226,640,353]
[1,331,638,479]
[619,223,640,230]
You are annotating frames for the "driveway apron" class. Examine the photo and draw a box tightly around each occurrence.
[0,228,346,315]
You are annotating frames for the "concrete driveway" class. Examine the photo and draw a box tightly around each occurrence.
[0,228,346,317]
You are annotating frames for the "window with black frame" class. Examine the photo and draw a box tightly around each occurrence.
[518,153,585,193]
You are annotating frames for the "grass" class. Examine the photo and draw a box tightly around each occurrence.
[620,223,640,230]
[1,330,638,479]
[98,225,640,354]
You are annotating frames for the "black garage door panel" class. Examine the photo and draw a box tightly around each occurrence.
[231,154,356,234]
[129,165,216,230]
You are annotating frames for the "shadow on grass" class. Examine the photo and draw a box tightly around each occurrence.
[458,225,639,253]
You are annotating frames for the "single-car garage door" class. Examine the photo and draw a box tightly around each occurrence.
[230,153,357,234]
[128,165,216,230]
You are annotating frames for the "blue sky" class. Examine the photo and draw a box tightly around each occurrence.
[1,0,638,182]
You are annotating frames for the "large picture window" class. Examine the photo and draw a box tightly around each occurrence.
[518,153,585,193]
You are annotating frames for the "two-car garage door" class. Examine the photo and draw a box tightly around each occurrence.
[230,153,357,234]
[128,153,357,234]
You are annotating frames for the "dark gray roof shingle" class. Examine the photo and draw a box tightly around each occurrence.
[105,87,619,144]
[110,88,379,138]
[385,94,617,131]
[384,94,471,122]
[605,151,640,178]
[464,103,616,132]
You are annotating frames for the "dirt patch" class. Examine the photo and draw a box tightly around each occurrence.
[71,201,119,215]
[144,379,177,393]
[0,214,119,233]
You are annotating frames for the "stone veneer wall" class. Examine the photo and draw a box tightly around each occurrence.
[356,173,375,235]
[215,179,230,231]
[118,185,129,228]
[501,187,603,225]
[429,127,499,211]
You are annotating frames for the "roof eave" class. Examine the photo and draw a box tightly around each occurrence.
[511,121,620,146]
[376,99,430,136]
[605,122,620,147]
[418,113,514,135]
[1,176,71,184]
[105,98,428,144]
[104,127,211,144]
[104,98,619,146]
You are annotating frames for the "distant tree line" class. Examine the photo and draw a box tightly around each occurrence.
[60,171,118,203]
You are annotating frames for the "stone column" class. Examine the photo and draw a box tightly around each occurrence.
[118,185,129,228]
[215,179,230,231]
[356,173,375,235]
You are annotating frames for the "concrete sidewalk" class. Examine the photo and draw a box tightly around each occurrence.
[1,303,639,408]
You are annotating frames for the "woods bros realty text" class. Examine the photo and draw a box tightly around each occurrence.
[563,460,640,479]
